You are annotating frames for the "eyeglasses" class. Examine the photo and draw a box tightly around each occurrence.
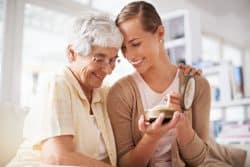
[91,55,120,67]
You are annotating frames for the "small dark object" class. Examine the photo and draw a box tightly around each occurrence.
[145,75,196,124]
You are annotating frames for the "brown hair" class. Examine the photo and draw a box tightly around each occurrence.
[115,1,162,33]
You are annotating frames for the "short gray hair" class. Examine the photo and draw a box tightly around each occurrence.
[69,13,123,56]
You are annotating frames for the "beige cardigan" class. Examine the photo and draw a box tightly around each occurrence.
[107,70,247,167]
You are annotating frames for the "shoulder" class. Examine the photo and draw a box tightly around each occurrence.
[49,74,70,92]
[107,75,140,105]
[37,71,71,96]
[178,69,210,94]
[95,85,111,99]
[109,75,136,96]
[178,69,209,89]
[192,75,211,103]
[194,75,210,92]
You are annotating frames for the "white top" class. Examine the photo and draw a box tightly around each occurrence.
[90,115,108,160]
[132,70,179,167]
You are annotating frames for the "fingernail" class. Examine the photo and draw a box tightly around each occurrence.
[174,112,180,118]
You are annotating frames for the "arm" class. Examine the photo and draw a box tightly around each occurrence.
[36,78,113,167]
[176,76,210,166]
[41,135,113,167]
[192,76,211,141]
[130,113,180,167]
[107,80,180,167]
[133,76,209,167]
[175,66,210,141]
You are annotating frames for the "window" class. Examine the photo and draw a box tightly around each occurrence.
[72,0,89,4]
[222,43,242,66]
[201,35,220,63]
[21,4,72,107]
[0,0,4,78]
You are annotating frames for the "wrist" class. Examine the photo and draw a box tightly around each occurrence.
[176,127,195,146]
[143,133,161,145]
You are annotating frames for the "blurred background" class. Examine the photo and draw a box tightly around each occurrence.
[0,0,250,166]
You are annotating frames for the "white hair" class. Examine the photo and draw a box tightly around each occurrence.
[68,13,123,56]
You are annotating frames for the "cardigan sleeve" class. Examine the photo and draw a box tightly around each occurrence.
[192,75,211,141]
[178,75,210,166]
[107,78,135,167]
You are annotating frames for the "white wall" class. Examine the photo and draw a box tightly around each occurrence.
[152,0,250,100]
[152,0,250,48]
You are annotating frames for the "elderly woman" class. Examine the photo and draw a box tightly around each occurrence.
[7,14,123,167]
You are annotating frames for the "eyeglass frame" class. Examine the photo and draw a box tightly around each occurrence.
[91,54,120,67]
[78,52,120,67]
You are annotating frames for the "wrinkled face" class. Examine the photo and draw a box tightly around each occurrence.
[119,17,162,74]
[74,46,118,89]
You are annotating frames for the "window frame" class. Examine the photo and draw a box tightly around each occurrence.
[0,0,93,105]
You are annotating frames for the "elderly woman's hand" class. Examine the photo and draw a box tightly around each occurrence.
[178,63,202,76]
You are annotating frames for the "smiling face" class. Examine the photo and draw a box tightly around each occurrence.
[69,45,118,90]
[119,17,164,74]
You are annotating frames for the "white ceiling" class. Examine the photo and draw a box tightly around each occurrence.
[189,0,250,17]
[188,0,250,30]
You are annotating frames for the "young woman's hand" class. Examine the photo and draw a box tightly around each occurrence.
[175,111,195,146]
[138,112,181,141]
[164,91,195,146]
[138,92,183,141]
[162,91,182,111]
[178,63,202,76]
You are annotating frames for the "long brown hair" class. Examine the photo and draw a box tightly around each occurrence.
[115,1,162,33]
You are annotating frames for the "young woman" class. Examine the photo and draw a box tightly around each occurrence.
[107,1,246,167]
